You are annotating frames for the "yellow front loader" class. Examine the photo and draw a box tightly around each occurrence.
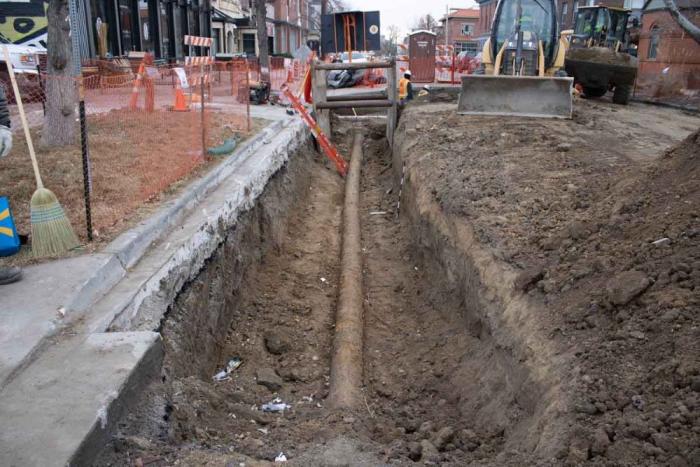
[458,0,574,118]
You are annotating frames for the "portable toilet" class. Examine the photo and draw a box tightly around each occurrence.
[408,30,437,83]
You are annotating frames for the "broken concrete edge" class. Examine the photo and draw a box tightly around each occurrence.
[69,332,163,466]
[393,118,573,457]
[98,120,308,333]
[62,118,288,317]
[0,331,163,467]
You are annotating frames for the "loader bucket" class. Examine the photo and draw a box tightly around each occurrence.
[457,75,574,119]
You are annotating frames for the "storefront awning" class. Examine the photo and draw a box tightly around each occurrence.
[212,8,239,25]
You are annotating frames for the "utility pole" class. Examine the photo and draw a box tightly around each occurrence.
[445,5,449,47]
[320,0,328,59]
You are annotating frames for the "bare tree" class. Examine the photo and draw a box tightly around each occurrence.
[328,0,347,12]
[381,25,401,56]
[41,0,77,147]
[255,0,270,75]
[663,0,700,44]
[414,14,439,32]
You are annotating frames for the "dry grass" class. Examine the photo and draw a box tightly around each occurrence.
[0,109,266,266]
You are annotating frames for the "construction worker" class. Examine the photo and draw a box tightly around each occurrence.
[0,85,22,285]
[399,70,413,104]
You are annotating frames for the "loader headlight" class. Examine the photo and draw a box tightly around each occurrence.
[19,54,36,65]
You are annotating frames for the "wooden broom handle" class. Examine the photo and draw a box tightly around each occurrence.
[2,45,43,189]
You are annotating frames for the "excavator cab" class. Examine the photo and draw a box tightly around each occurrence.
[458,0,573,118]
[489,0,559,75]
[570,6,630,51]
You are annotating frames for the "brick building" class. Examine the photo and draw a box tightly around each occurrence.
[440,8,481,54]
[636,0,700,103]
[474,0,497,39]
[271,0,311,55]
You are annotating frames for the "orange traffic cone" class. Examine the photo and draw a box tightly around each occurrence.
[172,84,189,112]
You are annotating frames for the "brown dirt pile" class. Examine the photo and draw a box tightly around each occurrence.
[567,46,637,67]
[400,101,699,465]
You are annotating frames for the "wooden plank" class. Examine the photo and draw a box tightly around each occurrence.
[314,61,394,71]
[311,61,331,136]
[327,92,387,102]
[386,60,398,147]
[316,100,394,109]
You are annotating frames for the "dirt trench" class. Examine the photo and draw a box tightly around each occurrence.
[95,120,560,466]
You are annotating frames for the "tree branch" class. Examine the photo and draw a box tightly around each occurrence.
[662,0,700,45]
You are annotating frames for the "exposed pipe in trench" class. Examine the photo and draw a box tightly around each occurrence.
[328,131,365,409]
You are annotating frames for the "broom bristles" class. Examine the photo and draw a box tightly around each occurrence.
[30,188,80,258]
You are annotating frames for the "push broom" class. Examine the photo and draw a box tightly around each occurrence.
[2,45,79,257]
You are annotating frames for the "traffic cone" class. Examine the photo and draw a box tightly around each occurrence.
[129,61,145,111]
[172,84,189,112]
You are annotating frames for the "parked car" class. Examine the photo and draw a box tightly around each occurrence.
[0,38,46,103]
[339,51,368,63]
[327,51,370,88]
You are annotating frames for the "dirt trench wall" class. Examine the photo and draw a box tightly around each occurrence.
[158,146,315,381]
[392,115,572,460]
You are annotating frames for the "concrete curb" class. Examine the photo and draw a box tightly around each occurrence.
[62,118,289,317]
[102,119,308,333]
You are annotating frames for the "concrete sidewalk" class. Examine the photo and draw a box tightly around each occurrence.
[0,105,292,390]
[0,104,309,465]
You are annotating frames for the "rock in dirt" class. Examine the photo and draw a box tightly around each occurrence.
[113,436,153,453]
[407,441,422,461]
[256,368,284,392]
[420,439,440,462]
[567,436,590,463]
[606,270,651,306]
[431,426,456,451]
[514,265,545,292]
[690,376,700,392]
[418,421,434,434]
[264,332,292,355]
[556,142,572,152]
[669,455,690,467]
[590,428,611,456]
[651,432,678,453]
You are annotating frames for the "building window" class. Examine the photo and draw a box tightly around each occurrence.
[587,0,595,6]
[159,1,174,59]
[573,0,579,16]
[138,0,153,53]
[117,0,135,53]
[227,31,234,53]
[242,33,256,54]
[461,23,472,36]
[561,2,568,24]
[454,41,479,55]
[648,25,660,59]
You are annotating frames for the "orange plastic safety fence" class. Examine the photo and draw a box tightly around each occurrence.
[0,61,251,244]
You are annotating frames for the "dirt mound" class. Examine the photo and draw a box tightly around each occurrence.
[545,130,699,465]
[398,102,699,465]
[567,46,638,67]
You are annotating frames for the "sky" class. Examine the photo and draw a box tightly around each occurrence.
[348,0,478,38]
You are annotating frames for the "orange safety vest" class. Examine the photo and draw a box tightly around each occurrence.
[399,77,410,99]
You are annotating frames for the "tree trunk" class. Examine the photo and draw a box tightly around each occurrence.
[41,0,77,148]
[663,0,700,45]
[255,0,270,80]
